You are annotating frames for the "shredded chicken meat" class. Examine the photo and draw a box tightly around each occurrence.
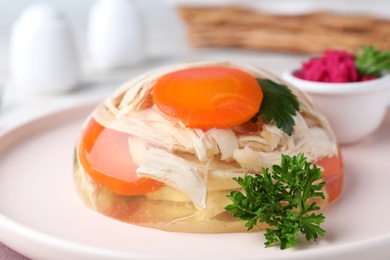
[92,61,338,208]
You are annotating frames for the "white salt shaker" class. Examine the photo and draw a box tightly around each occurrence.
[87,0,146,69]
[9,4,80,94]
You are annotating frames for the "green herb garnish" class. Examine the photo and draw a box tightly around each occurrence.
[355,45,390,77]
[251,79,300,136]
[225,153,326,249]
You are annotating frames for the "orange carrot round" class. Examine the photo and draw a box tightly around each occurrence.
[78,118,163,196]
[152,66,263,129]
[314,153,344,203]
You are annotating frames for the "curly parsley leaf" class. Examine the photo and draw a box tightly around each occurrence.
[355,45,390,77]
[251,79,299,136]
[225,153,326,250]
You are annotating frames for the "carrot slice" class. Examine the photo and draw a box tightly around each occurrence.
[314,153,344,203]
[78,118,163,196]
[152,66,263,129]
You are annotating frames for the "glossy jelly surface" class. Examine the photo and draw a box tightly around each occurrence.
[73,61,343,233]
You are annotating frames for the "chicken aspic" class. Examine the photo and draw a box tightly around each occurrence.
[73,61,343,233]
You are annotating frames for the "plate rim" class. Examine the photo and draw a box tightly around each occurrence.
[0,101,389,260]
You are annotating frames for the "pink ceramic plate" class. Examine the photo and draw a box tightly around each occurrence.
[0,101,389,260]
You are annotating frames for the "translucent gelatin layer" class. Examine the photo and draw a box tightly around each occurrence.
[73,61,343,233]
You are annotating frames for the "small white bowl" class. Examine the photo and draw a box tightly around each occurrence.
[282,69,390,145]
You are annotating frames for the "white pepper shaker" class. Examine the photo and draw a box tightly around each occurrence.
[9,4,80,94]
[87,0,146,69]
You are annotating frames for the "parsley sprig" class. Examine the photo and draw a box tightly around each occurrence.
[355,45,390,77]
[225,153,326,249]
[251,79,299,136]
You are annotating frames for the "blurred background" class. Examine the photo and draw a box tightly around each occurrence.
[0,0,388,118]
[0,0,188,70]
[0,0,388,70]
